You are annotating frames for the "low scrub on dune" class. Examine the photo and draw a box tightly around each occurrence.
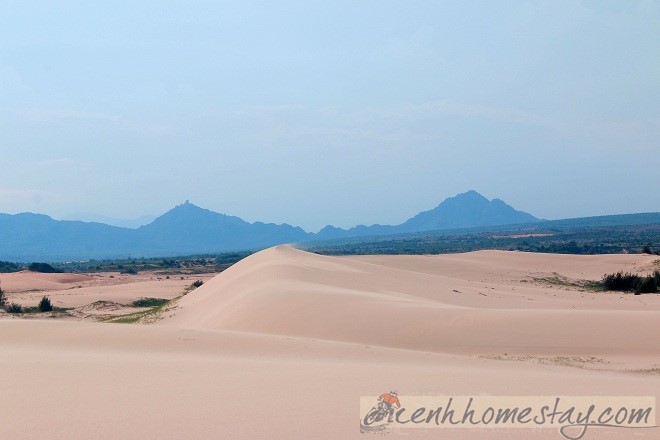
[27,262,64,273]
[0,283,18,313]
[181,279,204,296]
[0,288,67,315]
[0,284,22,313]
[601,271,659,294]
[5,302,23,314]
[0,261,21,273]
[107,298,172,324]
[131,297,168,308]
[38,296,53,312]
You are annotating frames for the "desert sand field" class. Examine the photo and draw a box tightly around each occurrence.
[0,270,215,316]
[1,246,659,439]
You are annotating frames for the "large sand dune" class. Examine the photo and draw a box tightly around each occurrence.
[161,246,660,361]
[1,246,659,439]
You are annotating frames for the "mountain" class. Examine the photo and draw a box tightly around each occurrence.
[0,192,539,261]
[61,213,157,229]
[314,190,540,240]
[0,201,310,261]
[398,190,539,232]
[137,201,310,254]
[0,212,145,261]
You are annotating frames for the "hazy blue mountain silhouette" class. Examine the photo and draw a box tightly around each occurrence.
[314,190,540,240]
[0,212,145,261]
[0,192,540,261]
[61,212,157,228]
[137,201,310,254]
[400,190,539,231]
[0,201,310,261]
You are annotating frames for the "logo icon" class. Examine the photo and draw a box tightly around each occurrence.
[361,391,401,432]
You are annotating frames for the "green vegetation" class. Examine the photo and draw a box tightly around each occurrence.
[106,314,144,324]
[214,252,249,265]
[0,284,23,314]
[180,279,205,296]
[131,297,168,308]
[107,280,209,324]
[20,305,70,314]
[56,251,252,275]
[0,284,26,314]
[532,274,603,291]
[0,282,69,315]
[38,296,53,312]
[106,298,172,324]
[303,223,660,256]
[601,271,659,294]
[636,276,657,293]
[6,302,23,314]
[27,262,63,273]
[0,252,249,305]
[0,261,21,273]
[531,271,660,295]
[0,292,68,315]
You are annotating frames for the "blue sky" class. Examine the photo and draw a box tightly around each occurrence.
[1,0,658,231]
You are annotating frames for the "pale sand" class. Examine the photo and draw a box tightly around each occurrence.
[162,247,660,360]
[0,271,93,292]
[1,246,659,439]
[0,271,215,309]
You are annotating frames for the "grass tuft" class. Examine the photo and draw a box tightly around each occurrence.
[131,297,169,308]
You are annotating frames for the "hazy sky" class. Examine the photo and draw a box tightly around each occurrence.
[1,1,658,231]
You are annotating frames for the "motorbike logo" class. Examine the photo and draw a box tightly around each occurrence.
[360,391,401,433]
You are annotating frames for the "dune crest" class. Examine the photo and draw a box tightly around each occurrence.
[161,246,660,360]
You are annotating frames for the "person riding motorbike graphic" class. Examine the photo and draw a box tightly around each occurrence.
[378,391,401,422]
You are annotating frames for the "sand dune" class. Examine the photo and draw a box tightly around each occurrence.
[0,271,92,292]
[161,246,660,360]
[2,246,659,439]
[1,272,215,309]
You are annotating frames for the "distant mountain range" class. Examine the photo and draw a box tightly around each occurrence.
[61,213,157,229]
[315,190,539,240]
[0,189,631,261]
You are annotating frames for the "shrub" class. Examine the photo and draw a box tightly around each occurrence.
[191,280,204,288]
[642,245,652,254]
[601,272,640,291]
[27,262,63,273]
[0,283,6,309]
[6,302,23,314]
[38,296,53,312]
[131,298,168,308]
[602,271,658,293]
[0,261,21,273]
[635,276,657,294]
